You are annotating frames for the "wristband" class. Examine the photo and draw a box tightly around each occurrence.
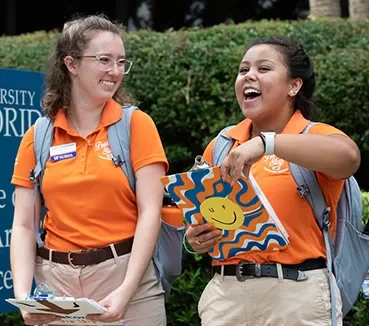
[258,135,266,152]
[260,131,276,155]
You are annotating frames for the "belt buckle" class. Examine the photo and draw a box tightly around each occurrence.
[236,261,261,282]
[67,250,86,268]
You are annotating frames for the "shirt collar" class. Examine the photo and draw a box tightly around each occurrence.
[226,110,310,143]
[53,99,123,131]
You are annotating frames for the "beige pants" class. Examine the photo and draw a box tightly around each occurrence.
[198,268,342,326]
[34,250,166,326]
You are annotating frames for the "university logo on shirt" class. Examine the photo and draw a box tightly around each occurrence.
[263,155,289,173]
[95,141,113,161]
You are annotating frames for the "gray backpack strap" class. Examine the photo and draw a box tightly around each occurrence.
[289,165,329,229]
[288,122,326,226]
[32,116,54,192]
[31,116,53,247]
[108,106,138,193]
[212,125,236,166]
[288,121,337,326]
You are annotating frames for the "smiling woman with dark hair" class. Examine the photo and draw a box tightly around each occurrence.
[185,37,360,326]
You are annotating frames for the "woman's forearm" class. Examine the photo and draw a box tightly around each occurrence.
[118,210,161,297]
[10,225,37,299]
[274,134,360,179]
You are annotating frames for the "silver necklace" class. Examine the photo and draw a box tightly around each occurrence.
[68,119,100,138]
[68,118,100,148]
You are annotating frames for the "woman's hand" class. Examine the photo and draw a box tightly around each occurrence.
[21,310,59,325]
[186,224,222,254]
[87,287,129,323]
[221,136,264,183]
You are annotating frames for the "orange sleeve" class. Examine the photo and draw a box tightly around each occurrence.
[202,138,216,166]
[130,109,169,173]
[309,122,350,181]
[11,126,36,189]
[308,122,347,137]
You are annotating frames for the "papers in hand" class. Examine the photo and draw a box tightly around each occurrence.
[161,165,289,260]
[6,296,124,325]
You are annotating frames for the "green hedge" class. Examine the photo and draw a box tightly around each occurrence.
[125,19,369,177]
[1,18,369,325]
[1,18,369,182]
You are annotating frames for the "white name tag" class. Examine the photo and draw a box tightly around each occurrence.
[50,143,77,162]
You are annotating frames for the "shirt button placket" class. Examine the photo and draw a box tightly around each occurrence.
[80,139,89,174]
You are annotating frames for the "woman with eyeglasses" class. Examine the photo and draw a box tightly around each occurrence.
[10,14,168,325]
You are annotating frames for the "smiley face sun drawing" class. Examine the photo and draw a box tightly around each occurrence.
[161,167,288,260]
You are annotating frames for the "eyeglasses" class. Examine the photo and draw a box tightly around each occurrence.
[76,55,133,75]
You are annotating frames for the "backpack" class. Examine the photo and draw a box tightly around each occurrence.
[29,105,184,297]
[212,122,369,325]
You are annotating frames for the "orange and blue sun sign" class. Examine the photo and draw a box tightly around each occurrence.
[161,166,288,261]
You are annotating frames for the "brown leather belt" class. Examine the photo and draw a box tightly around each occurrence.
[37,237,134,268]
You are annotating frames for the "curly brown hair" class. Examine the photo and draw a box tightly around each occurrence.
[41,14,136,120]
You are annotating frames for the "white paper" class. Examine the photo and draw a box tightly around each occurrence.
[6,297,124,325]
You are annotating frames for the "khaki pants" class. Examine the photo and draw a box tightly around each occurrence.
[34,250,166,326]
[198,268,342,326]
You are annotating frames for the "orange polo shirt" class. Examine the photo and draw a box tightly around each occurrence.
[12,99,168,251]
[203,110,346,266]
